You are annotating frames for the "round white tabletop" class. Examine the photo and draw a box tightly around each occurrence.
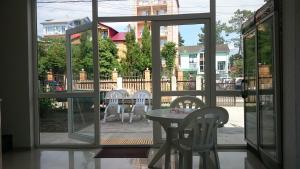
[146,108,193,124]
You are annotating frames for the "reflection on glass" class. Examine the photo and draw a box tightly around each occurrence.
[39,97,95,145]
[244,31,258,145]
[70,30,94,91]
[258,17,276,158]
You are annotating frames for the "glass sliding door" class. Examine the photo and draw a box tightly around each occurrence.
[152,19,211,143]
[257,16,280,163]
[65,24,95,143]
[243,30,258,147]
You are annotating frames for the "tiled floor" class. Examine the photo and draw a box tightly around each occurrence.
[3,148,267,169]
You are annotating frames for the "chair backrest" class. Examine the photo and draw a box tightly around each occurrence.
[170,96,206,109]
[105,90,123,105]
[132,90,151,105]
[117,89,129,98]
[178,107,229,149]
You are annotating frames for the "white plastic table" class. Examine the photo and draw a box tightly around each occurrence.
[146,108,193,169]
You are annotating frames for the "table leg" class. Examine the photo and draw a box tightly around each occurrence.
[148,142,169,168]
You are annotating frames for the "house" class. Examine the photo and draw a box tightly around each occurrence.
[2,0,300,169]
[41,17,91,37]
[178,44,230,79]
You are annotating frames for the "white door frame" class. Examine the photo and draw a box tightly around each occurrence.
[35,0,216,147]
[151,18,213,144]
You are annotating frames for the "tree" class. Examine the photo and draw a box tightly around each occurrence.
[226,9,254,54]
[229,54,243,78]
[178,32,184,46]
[98,37,119,76]
[72,31,93,78]
[141,22,152,70]
[161,42,177,78]
[38,37,66,78]
[122,27,144,74]
[198,20,228,45]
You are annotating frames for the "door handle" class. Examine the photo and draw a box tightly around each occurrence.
[241,79,248,99]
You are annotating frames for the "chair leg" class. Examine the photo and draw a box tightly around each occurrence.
[183,150,192,169]
[129,113,133,123]
[103,109,108,123]
[213,149,220,169]
[121,108,124,123]
[199,153,203,169]
[179,152,184,169]
[202,152,207,169]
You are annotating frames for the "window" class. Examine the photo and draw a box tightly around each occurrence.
[142,10,149,16]
[189,53,197,63]
[102,31,108,38]
[160,39,166,46]
[200,61,204,72]
[218,61,226,70]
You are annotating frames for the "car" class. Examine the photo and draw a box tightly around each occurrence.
[45,80,65,92]
[235,77,243,90]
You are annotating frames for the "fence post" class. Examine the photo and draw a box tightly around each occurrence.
[112,68,118,89]
[177,69,183,90]
[79,69,87,81]
[47,69,53,81]
[117,77,123,89]
[112,68,118,81]
[196,75,203,91]
[144,68,151,92]
[171,75,177,91]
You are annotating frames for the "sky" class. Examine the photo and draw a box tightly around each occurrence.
[36,0,265,51]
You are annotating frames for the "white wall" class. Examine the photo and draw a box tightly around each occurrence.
[1,0,34,148]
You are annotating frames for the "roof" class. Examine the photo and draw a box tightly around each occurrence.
[41,17,91,25]
[111,32,126,41]
[71,33,81,39]
[178,44,230,53]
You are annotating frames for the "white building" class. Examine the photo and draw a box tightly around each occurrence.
[41,17,91,37]
[178,44,230,79]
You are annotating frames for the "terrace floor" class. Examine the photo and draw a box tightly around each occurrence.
[3,148,267,169]
[40,106,245,145]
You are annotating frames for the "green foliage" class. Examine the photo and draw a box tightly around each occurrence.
[72,31,93,78]
[161,42,177,77]
[122,27,144,74]
[198,20,228,45]
[229,54,243,78]
[257,19,273,66]
[39,98,54,110]
[141,22,152,70]
[226,9,254,54]
[99,37,120,76]
[38,38,66,78]
[244,32,256,76]
[178,32,184,46]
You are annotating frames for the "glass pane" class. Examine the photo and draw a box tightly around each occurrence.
[217,96,245,144]
[98,0,209,17]
[70,29,94,92]
[160,24,206,91]
[37,0,92,93]
[99,21,153,145]
[244,31,257,145]
[39,97,95,145]
[258,17,276,158]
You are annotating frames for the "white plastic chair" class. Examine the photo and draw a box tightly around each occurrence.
[170,96,206,109]
[103,90,123,123]
[174,107,229,169]
[117,89,130,123]
[129,90,151,123]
